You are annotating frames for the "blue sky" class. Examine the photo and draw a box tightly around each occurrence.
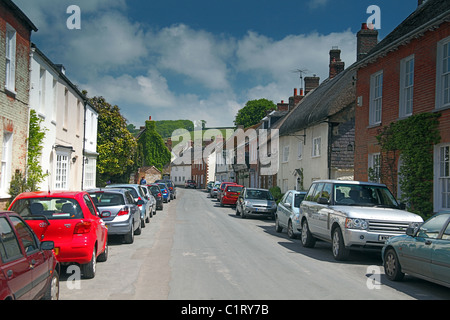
[15,0,418,128]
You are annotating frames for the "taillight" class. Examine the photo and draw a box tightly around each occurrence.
[117,208,130,216]
[137,197,143,207]
[157,193,162,197]
[74,221,92,234]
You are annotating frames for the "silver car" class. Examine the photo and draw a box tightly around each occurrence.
[106,184,151,227]
[235,188,277,219]
[88,188,142,244]
[300,180,423,261]
[275,190,307,238]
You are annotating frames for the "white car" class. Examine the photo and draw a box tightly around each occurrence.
[275,190,307,238]
[300,180,423,261]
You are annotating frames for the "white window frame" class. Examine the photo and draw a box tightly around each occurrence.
[368,153,381,183]
[5,24,16,93]
[436,144,450,211]
[369,71,383,125]
[1,132,13,197]
[436,36,450,110]
[54,150,70,190]
[83,157,96,190]
[399,55,414,118]
[312,137,321,158]
[282,146,290,163]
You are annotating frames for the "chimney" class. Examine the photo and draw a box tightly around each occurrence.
[357,23,378,61]
[149,116,152,121]
[329,47,345,79]
[277,100,289,112]
[304,76,320,94]
[289,87,305,110]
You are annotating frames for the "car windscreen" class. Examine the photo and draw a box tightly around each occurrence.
[11,198,84,220]
[149,186,161,195]
[246,190,274,200]
[89,193,125,207]
[157,184,167,191]
[334,184,399,207]
[294,193,306,208]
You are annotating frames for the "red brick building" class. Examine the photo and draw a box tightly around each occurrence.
[354,0,450,213]
[0,0,37,207]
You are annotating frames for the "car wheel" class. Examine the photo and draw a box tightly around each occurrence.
[287,220,296,239]
[97,241,108,262]
[301,220,316,248]
[81,248,97,279]
[124,225,134,244]
[384,248,405,281]
[332,227,350,261]
[275,216,283,233]
[235,204,240,216]
[42,270,59,300]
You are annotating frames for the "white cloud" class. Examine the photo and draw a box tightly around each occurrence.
[308,0,330,9]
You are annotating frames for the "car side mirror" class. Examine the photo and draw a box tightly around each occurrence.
[406,227,416,237]
[41,241,54,251]
[399,202,406,210]
[136,199,145,205]
[284,202,291,208]
[317,197,329,205]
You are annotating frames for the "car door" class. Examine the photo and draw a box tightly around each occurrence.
[431,217,450,286]
[9,216,48,299]
[315,183,333,237]
[84,195,107,255]
[279,192,292,229]
[308,183,324,235]
[0,216,32,300]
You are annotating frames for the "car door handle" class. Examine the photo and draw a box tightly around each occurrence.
[425,240,432,245]
[6,270,13,278]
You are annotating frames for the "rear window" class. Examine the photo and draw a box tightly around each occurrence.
[245,189,274,200]
[10,198,83,220]
[89,192,125,207]
[226,186,243,193]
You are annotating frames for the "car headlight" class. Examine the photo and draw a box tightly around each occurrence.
[244,201,253,207]
[345,218,368,230]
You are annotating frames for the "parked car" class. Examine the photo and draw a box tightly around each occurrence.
[88,189,142,244]
[217,182,237,203]
[275,190,307,239]
[106,184,151,226]
[156,183,171,203]
[0,211,60,300]
[382,212,450,288]
[9,191,108,279]
[140,185,157,217]
[220,184,243,206]
[185,180,197,189]
[148,183,164,210]
[300,180,424,261]
[209,183,221,198]
[156,179,176,200]
[235,188,277,219]
[206,181,215,193]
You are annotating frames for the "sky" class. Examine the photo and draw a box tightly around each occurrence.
[15,0,418,128]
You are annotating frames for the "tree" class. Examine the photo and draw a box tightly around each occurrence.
[89,96,137,186]
[138,120,171,172]
[234,99,276,128]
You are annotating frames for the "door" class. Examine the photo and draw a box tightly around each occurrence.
[84,195,107,256]
[431,218,450,286]
[308,183,324,235]
[0,217,32,300]
[10,216,48,299]
[315,183,333,238]
[279,192,292,228]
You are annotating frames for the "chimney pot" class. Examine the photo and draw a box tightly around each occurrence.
[357,22,379,61]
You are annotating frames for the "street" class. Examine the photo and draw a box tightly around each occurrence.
[60,188,450,300]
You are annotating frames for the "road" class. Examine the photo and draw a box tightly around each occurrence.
[60,188,450,300]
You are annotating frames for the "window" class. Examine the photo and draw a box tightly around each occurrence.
[1,132,13,196]
[312,137,321,157]
[368,153,381,183]
[436,37,450,110]
[39,68,46,114]
[399,56,414,118]
[416,213,450,239]
[0,217,22,261]
[297,142,303,160]
[10,216,39,254]
[282,146,290,163]
[55,152,69,190]
[439,145,450,210]
[5,24,16,93]
[370,71,383,125]
[83,157,96,189]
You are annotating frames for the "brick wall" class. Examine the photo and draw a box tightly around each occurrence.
[355,22,450,184]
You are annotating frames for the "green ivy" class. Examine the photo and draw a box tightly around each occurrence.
[375,113,441,218]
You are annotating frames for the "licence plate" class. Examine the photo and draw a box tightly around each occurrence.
[378,235,391,241]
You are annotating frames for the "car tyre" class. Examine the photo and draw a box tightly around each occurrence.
[332,227,350,261]
[384,248,405,281]
[287,220,296,239]
[301,220,316,248]
[97,242,108,262]
[124,224,135,244]
[42,270,59,300]
[275,216,283,233]
[235,205,240,216]
[82,248,97,279]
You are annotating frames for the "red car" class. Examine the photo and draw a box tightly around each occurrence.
[0,211,59,300]
[9,191,108,279]
[217,182,237,202]
[220,184,244,206]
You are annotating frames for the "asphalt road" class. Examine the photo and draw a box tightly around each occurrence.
[59,188,450,300]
